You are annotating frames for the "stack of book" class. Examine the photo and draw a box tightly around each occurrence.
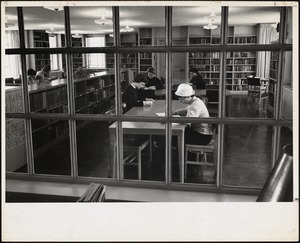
[77,183,106,202]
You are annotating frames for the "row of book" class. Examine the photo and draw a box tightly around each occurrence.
[77,183,106,202]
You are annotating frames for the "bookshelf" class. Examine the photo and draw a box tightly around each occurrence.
[226,51,256,91]
[72,36,83,69]
[139,28,153,74]
[268,51,279,113]
[188,52,220,85]
[33,31,50,71]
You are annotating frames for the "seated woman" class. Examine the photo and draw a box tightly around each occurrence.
[122,73,154,113]
[172,83,212,145]
[189,68,206,90]
[27,68,38,85]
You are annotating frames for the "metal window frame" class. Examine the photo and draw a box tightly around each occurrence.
[4,5,293,194]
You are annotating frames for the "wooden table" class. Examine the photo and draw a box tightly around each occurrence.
[109,100,186,182]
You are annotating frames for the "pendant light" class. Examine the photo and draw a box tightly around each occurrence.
[120,25,134,32]
[43,6,63,11]
[203,22,217,30]
[95,16,112,25]
[72,33,82,38]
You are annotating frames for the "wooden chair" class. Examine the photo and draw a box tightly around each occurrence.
[206,87,219,116]
[247,77,268,104]
[105,108,150,180]
[184,126,218,180]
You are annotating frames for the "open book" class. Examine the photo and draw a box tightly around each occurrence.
[156,112,180,117]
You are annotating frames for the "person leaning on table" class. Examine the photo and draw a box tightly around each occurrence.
[172,83,212,145]
[144,67,163,90]
[122,73,154,113]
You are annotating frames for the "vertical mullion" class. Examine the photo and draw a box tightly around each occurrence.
[64,6,77,178]
[165,6,172,184]
[17,7,34,175]
[113,6,122,181]
[271,7,286,168]
[218,6,229,189]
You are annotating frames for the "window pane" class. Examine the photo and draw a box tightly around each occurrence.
[32,118,71,176]
[279,126,293,155]
[23,6,65,48]
[175,123,217,185]
[122,61,166,117]
[77,121,113,178]
[173,6,221,46]
[228,6,280,45]
[223,125,273,188]
[6,119,28,173]
[120,6,165,47]
[70,6,113,47]
[281,51,292,119]
[226,51,276,119]
[5,7,19,48]
[121,122,166,182]
[73,65,116,114]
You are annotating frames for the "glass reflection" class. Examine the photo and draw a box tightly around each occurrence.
[77,121,113,178]
[32,118,71,175]
[6,119,28,173]
[223,124,273,188]
[228,6,280,45]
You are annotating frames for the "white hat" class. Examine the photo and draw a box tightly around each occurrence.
[175,83,195,97]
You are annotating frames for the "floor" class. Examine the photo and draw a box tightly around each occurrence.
[11,95,293,200]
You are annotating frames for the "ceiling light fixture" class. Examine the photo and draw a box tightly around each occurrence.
[5,17,15,28]
[95,17,112,25]
[43,6,63,11]
[120,25,134,32]
[203,22,217,30]
[46,27,56,37]
[72,33,82,38]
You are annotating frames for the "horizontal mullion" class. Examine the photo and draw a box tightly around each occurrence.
[5,43,292,55]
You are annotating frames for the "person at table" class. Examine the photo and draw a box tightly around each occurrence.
[189,68,206,90]
[172,83,212,145]
[35,65,50,83]
[27,68,38,85]
[144,67,163,90]
[122,73,154,113]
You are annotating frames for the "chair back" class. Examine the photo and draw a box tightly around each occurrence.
[206,89,219,103]
[247,77,261,87]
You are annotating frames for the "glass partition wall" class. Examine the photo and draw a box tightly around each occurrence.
[4,4,294,195]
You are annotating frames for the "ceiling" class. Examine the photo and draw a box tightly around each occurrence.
[4,4,281,35]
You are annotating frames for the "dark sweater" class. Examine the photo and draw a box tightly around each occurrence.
[190,75,206,89]
[145,77,163,90]
[122,85,144,113]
